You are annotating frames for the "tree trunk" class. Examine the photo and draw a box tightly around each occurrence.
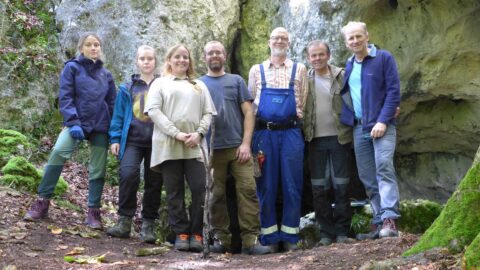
[405,146,480,269]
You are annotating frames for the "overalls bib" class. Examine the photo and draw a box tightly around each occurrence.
[253,62,304,245]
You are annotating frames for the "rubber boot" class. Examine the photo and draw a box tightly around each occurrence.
[140,218,156,244]
[106,216,132,238]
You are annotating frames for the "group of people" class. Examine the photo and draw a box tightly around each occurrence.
[23,20,401,255]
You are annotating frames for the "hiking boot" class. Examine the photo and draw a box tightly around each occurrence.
[85,208,102,230]
[210,239,230,254]
[356,224,381,241]
[175,234,190,251]
[189,234,203,253]
[336,236,355,244]
[106,216,132,238]
[283,241,299,252]
[379,218,399,238]
[24,197,50,221]
[318,237,332,246]
[140,218,156,244]
[241,240,273,255]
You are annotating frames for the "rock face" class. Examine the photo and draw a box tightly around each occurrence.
[55,0,241,80]
[0,0,479,202]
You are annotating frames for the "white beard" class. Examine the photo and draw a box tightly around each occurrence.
[271,47,288,57]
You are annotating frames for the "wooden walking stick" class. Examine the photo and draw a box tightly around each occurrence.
[199,119,215,259]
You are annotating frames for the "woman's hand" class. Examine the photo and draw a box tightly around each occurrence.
[184,132,201,148]
[175,132,190,142]
[110,143,120,156]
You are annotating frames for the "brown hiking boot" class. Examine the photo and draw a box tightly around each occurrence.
[24,198,50,221]
[85,208,102,230]
[379,218,399,238]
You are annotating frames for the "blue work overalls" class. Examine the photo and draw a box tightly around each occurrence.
[252,63,305,245]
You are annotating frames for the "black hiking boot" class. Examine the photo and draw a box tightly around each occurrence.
[106,216,132,238]
[140,218,156,244]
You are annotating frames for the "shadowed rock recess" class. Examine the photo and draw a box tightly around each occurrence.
[0,0,479,202]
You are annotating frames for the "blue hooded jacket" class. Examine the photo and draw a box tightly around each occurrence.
[340,44,401,132]
[59,54,117,134]
[108,74,158,160]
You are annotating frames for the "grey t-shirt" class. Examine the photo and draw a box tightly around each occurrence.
[199,73,253,149]
[314,74,337,137]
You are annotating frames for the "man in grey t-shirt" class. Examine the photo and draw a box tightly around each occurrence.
[199,41,271,255]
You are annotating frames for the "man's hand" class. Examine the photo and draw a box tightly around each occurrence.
[69,125,84,140]
[110,143,120,156]
[184,132,201,148]
[371,122,387,138]
[236,142,252,164]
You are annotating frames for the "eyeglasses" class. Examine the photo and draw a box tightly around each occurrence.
[270,36,289,42]
[206,51,224,56]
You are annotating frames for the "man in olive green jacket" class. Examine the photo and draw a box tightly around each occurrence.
[303,40,354,246]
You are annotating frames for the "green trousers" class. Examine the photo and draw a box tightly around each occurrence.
[209,147,260,248]
[38,127,108,208]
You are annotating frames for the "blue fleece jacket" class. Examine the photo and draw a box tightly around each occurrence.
[340,44,401,132]
[59,54,117,134]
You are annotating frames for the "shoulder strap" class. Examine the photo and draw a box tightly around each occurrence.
[289,62,297,88]
[259,64,267,88]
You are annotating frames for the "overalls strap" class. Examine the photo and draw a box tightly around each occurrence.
[259,63,267,88]
[289,62,297,88]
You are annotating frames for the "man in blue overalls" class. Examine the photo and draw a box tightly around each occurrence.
[247,27,308,252]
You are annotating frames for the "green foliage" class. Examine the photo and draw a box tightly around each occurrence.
[351,206,372,234]
[0,156,68,197]
[404,163,480,256]
[0,129,29,167]
[464,233,480,269]
[398,199,443,234]
[105,154,120,186]
[55,199,82,212]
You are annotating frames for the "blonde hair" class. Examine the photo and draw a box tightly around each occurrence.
[76,32,102,58]
[341,21,368,38]
[136,45,158,69]
[163,44,201,93]
[163,44,195,80]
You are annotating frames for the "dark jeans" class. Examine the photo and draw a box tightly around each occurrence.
[160,159,206,236]
[309,136,352,238]
[118,144,163,219]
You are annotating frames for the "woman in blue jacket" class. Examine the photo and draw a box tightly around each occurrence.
[24,32,117,229]
[106,45,163,243]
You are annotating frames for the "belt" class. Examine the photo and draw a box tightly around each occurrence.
[354,118,363,125]
[255,118,303,131]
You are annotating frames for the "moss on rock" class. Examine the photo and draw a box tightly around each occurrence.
[0,129,29,167]
[0,156,67,197]
[464,232,480,269]
[398,199,443,234]
[404,163,480,256]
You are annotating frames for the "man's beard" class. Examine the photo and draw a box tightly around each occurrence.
[271,47,288,57]
[208,62,223,72]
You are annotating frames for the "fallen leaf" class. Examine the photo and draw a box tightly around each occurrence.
[23,252,38,257]
[65,247,85,256]
[64,253,107,264]
[58,245,69,250]
[79,232,101,239]
[13,232,27,239]
[51,228,63,235]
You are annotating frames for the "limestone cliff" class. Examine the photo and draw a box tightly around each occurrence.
[0,0,479,202]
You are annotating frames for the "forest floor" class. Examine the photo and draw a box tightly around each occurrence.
[0,162,462,270]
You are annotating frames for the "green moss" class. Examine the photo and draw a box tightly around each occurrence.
[235,0,280,78]
[351,207,372,234]
[398,199,443,234]
[0,129,29,167]
[0,156,68,197]
[464,233,480,269]
[404,163,480,256]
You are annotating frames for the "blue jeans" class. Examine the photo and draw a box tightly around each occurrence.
[353,124,400,225]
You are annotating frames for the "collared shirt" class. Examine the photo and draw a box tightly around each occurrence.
[248,58,308,118]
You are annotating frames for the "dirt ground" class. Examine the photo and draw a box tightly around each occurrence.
[0,163,462,270]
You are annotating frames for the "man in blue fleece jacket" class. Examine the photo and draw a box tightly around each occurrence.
[340,21,401,239]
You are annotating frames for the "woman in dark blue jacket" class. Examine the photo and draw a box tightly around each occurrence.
[24,32,117,229]
[106,45,163,243]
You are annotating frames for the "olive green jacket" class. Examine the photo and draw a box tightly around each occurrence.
[302,64,352,144]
